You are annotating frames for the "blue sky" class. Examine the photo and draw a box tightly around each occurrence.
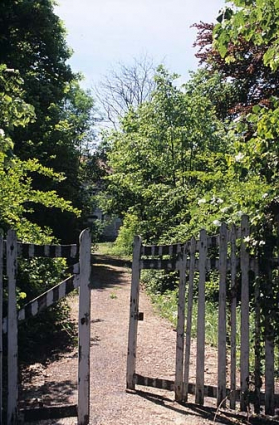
[54,0,225,89]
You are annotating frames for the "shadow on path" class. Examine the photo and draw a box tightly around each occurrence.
[91,254,131,290]
[135,390,279,425]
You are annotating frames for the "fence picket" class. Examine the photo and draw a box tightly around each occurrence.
[254,261,261,414]
[183,236,196,401]
[175,245,187,401]
[195,229,207,405]
[78,229,91,425]
[126,236,142,390]
[265,266,275,416]
[7,230,18,425]
[217,223,227,407]
[230,224,237,409]
[0,235,3,425]
[240,215,250,411]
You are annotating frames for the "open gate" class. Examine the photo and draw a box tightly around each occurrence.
[127,215,279,415]
[1,229,91,425]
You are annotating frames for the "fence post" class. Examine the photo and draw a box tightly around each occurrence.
[217,223,227,407]
[254,261,261,414]
[240,215,250,412]
[183,236,196,402]
[126,235,142,390]
[78,229,91,425]
[175,245,187,401]
[230,224,237,409]
[7,230,18,425]
[195,229,207,405]
[0,234,3,425]
[264,251,275,415]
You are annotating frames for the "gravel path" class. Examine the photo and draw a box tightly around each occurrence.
[21,255,272,425]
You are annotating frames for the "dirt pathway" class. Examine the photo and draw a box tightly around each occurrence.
[21,256,270,425]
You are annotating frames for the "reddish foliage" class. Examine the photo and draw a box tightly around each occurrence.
[193,22,279,115]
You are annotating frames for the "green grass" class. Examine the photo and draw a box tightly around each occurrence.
[94,242,115,255]
[93,242,132,260]
[149,289,221,347]
[148,288,279,373]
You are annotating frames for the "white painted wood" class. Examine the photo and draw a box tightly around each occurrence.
[55,244,62,257]
[18,309,25,321]
[78,229,91,425]
[254,261,261,414]
[217,223,227,407]
[44,244,50,256]
[46,289,53,307]
[183,236,196,401]
[31,300,38,316]
[28,243,35,258]
[240,215,250,411]
[59,280,66,299]
[195,229,207,405]
[7,230,18,424]
[0,235,3,425]
[70,244,77,257]
[265,264,275,416]
[230,224,237,409]
[126,236,142,390]
[175,245,187,401]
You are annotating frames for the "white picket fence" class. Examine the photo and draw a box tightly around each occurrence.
[0,229,91,425]
[127,215,279,416]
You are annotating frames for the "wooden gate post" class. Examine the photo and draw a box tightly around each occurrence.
[240,215,250,412]
[7,230,18,425]
[126,236,142,390]
[183,236,196,402]
[175,245,187,401]
[217,223,228,407]
[230,224,237,410]
[195,229,207,405]
[78,229,91,425]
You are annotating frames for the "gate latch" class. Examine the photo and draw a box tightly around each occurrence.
[137,312,144,321]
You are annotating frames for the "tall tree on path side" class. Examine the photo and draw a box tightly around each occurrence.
[0,0,96,241]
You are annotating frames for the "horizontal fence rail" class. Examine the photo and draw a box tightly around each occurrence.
[2,263,80,334]
[2,241,78,259]
[127,215,279,416]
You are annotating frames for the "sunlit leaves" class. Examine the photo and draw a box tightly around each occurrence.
[214,0,279,71]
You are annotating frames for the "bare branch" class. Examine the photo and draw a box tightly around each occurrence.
[94,55,157,128]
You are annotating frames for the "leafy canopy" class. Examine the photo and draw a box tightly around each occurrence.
[0,64,79,242]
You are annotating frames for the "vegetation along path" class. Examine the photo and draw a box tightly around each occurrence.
[21,255,277,425]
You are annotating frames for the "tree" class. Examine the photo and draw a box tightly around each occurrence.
[193,6,279,240]
[213,0,279,72]
[0,64,79,241]
[0,0,96,241]
[94,55,156,128]
[99,67,230,244]
[194,20,279,117]
[211,2,279,380]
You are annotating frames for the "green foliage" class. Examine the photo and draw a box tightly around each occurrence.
[214,1,279,71]
[0,64,80,362]
[0,65,80,240]
[0,0,97,242]
[100,66,231,244]
[112,214,139,256]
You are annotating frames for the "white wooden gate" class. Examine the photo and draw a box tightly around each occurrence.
[0,229,91,425]
[126,215,279,416]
